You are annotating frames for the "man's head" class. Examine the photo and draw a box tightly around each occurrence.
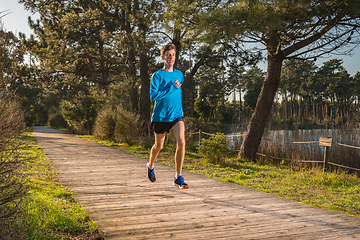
[161,44,176,68]
[160,44,176,58]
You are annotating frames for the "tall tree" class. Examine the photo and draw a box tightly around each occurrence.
[317,59,346,123]
[205,0,360,160]
[20,0,127,130]
[77,1,137,113]
[194,66,226,121]
[159,0,223,87]
[280,59,317,123]
[227,59,245,122]
[0,29,16,87]
[21,0,122,88]
[0,21,44,125]
[243,67,265,111]
[297,60,318,122]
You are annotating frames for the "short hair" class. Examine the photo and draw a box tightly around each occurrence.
[160,44,176,57]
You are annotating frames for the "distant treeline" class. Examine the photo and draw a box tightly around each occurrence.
[187,58,360,127]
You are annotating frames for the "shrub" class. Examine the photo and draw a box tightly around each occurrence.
[0,89,27,234]
[198,133,230,165]
[93,106,116,141]
[114,106,144,144]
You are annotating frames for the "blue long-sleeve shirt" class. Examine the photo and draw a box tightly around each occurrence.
[150,69,184,122]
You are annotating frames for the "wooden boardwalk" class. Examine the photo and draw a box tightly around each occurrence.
[32,126,360,239]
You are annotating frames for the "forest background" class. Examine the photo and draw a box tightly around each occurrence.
[2,0,360,156]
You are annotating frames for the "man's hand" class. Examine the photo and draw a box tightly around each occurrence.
[174,79,182,88]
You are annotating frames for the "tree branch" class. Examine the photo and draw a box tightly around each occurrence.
[283,12,345,57]
[182,46,212,88]
[88,0,129,33]
[286,27,356,59]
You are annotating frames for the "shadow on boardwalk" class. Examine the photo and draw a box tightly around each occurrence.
[32,126,360,239]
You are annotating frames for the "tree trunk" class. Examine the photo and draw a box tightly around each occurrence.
[312,101,315,123]
[36,98,42,126]
[283,91,288,121]
[299,98,302,123]
[239,87,242,124]
[239,54,283,160]
[128,49,138,112]
[137,18,151,123]
[325,102,328,123]
[139,53,150,123]
[99,40,108,90]
[172,29,181,69]
[233,90,236,116]
[291,94,294,120]
[330,100,333,124]
[87,121,91,135]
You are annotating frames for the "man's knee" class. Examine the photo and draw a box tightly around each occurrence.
[152,143,163,152]
[177,139,186,149]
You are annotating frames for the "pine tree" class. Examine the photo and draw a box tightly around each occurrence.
[203,0,360,160]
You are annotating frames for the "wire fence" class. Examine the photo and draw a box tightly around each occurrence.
[191,130,360,172]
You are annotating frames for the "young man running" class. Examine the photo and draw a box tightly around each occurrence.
[147,44,189,189]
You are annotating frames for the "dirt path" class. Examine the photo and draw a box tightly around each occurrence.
[32,126,360,239]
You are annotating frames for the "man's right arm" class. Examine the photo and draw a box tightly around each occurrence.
[150,73,175,102]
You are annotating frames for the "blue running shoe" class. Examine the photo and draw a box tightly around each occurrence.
[174,175,189,189]
[147,164,156,182]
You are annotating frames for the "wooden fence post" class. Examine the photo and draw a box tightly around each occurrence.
[319,137,332,172]
[323,146,329,172]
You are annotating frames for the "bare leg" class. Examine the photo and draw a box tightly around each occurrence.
[171,121,186,175]
[148,132,166,168]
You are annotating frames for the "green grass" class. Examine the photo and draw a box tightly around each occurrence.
[189,160,360,218]
[9,132,98,239]
[78,134,360,219]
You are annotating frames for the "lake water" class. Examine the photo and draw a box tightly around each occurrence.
[226,128,360,148]
[226,128,360,170]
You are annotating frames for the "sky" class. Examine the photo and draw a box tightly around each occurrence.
[1,1,360,76]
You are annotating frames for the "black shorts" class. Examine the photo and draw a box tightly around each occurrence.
[151,117,184,134]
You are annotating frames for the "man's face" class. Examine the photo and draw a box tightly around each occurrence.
[162,49,176,66]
